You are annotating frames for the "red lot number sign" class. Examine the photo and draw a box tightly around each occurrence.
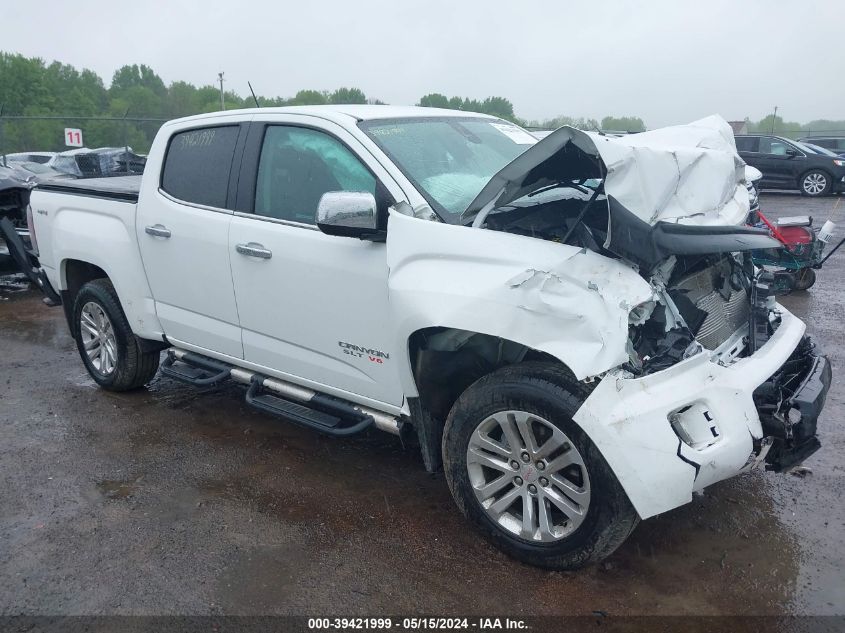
[64,128,83,147]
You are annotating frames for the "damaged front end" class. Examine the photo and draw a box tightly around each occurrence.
[462,115,830,482]
[627,251,765,376]
[595,242,829,474]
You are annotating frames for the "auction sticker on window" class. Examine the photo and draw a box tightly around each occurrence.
[489,122,537,145]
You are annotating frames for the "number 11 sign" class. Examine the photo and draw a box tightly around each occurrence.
[64,128,83,147]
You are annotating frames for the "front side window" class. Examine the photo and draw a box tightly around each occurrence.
[161,125,239,208]
[254,126,376,224]
[759,137,797,156]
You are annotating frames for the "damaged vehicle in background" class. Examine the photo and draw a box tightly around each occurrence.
[6,107,831,570]
[3,151,57,165]
[0,160,72,280]
[48,147,146,178]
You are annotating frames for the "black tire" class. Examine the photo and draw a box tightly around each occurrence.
[799,170,832,197]
[792,267,817,291]
[442,362,639,570]
[72,278,160,391]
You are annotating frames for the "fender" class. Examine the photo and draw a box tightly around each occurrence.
[387,210,654,396]
[51,206,164,339]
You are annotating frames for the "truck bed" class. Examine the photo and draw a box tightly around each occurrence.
[35,176,142,203]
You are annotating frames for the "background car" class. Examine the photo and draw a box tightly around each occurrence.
[797,136,845,157]
[735,134,845,196]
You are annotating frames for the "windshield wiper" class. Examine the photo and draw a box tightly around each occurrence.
[560,182,605,244]
[527,180,591,198]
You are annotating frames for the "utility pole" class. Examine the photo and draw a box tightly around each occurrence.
[218,72,225,111]
[122,107,130,173]
[770,106,778,134]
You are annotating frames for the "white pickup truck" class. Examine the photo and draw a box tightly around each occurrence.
[3,106,830,569]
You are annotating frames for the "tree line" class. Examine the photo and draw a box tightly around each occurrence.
[2,52,843,155]
[743,114,845,138]
[0,52,651,153]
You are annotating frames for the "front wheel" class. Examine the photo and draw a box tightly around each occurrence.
[800,170,831,197]
[73,278,160,391]
[442,363,639,570]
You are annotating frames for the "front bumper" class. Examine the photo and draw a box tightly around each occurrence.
[573,305,830,519]
[754,337,830,472]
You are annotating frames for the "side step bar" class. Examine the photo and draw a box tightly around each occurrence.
[246,378,374,436]
[160,351,231,386]
[163,348,401,437]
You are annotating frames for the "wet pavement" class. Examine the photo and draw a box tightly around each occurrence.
[0,193,843,616]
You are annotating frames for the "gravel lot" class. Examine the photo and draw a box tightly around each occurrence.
[0,192,843,616]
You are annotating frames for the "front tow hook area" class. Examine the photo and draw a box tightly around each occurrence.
[753,336,831,472]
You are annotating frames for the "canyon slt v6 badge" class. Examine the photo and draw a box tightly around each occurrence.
[338,341,390,364]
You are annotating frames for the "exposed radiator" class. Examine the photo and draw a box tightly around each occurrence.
[673,259,749,350]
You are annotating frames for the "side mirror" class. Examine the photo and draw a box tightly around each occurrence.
[316,191,380,239]
[785,147,799,157]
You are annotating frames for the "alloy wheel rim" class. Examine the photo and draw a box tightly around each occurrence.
[466,410,591,542]
[80,302,117,376]
[803,173,827,195]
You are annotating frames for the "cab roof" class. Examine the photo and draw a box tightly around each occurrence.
[167,104,498,127]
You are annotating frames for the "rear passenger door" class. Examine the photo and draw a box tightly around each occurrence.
[228,117,407,408]
[735,136,767,182]
[137,121,248,358]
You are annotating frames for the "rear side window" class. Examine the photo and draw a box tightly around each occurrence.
[161,125,239,208]
[734,136,758,152]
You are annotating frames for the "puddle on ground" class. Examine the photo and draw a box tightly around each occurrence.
[0,272,33,297]
[95,479,140,500]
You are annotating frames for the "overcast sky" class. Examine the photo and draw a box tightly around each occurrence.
[4,0,842,127]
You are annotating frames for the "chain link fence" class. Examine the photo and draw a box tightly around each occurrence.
[0,114,167,161]
[759,129,845,141]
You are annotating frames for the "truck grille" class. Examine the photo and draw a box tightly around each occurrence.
[672,259,749,350]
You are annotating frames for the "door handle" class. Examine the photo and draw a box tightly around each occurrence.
[236,242,272,259]
[145,224,171,238]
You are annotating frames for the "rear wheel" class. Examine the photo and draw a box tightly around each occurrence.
[73,279,160,391]
[800,170,831,197]
[442,362,639,569]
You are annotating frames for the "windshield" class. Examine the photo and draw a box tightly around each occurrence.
[359,117,536,222]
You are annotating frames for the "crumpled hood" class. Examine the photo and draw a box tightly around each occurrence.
[463,115,750,228]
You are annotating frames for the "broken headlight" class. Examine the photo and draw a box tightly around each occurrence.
[625,294,701,376]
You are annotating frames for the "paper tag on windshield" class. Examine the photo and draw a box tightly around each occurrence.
[490,122,537,145]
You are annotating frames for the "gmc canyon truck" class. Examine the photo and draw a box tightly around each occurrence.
[1,106,831,569]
